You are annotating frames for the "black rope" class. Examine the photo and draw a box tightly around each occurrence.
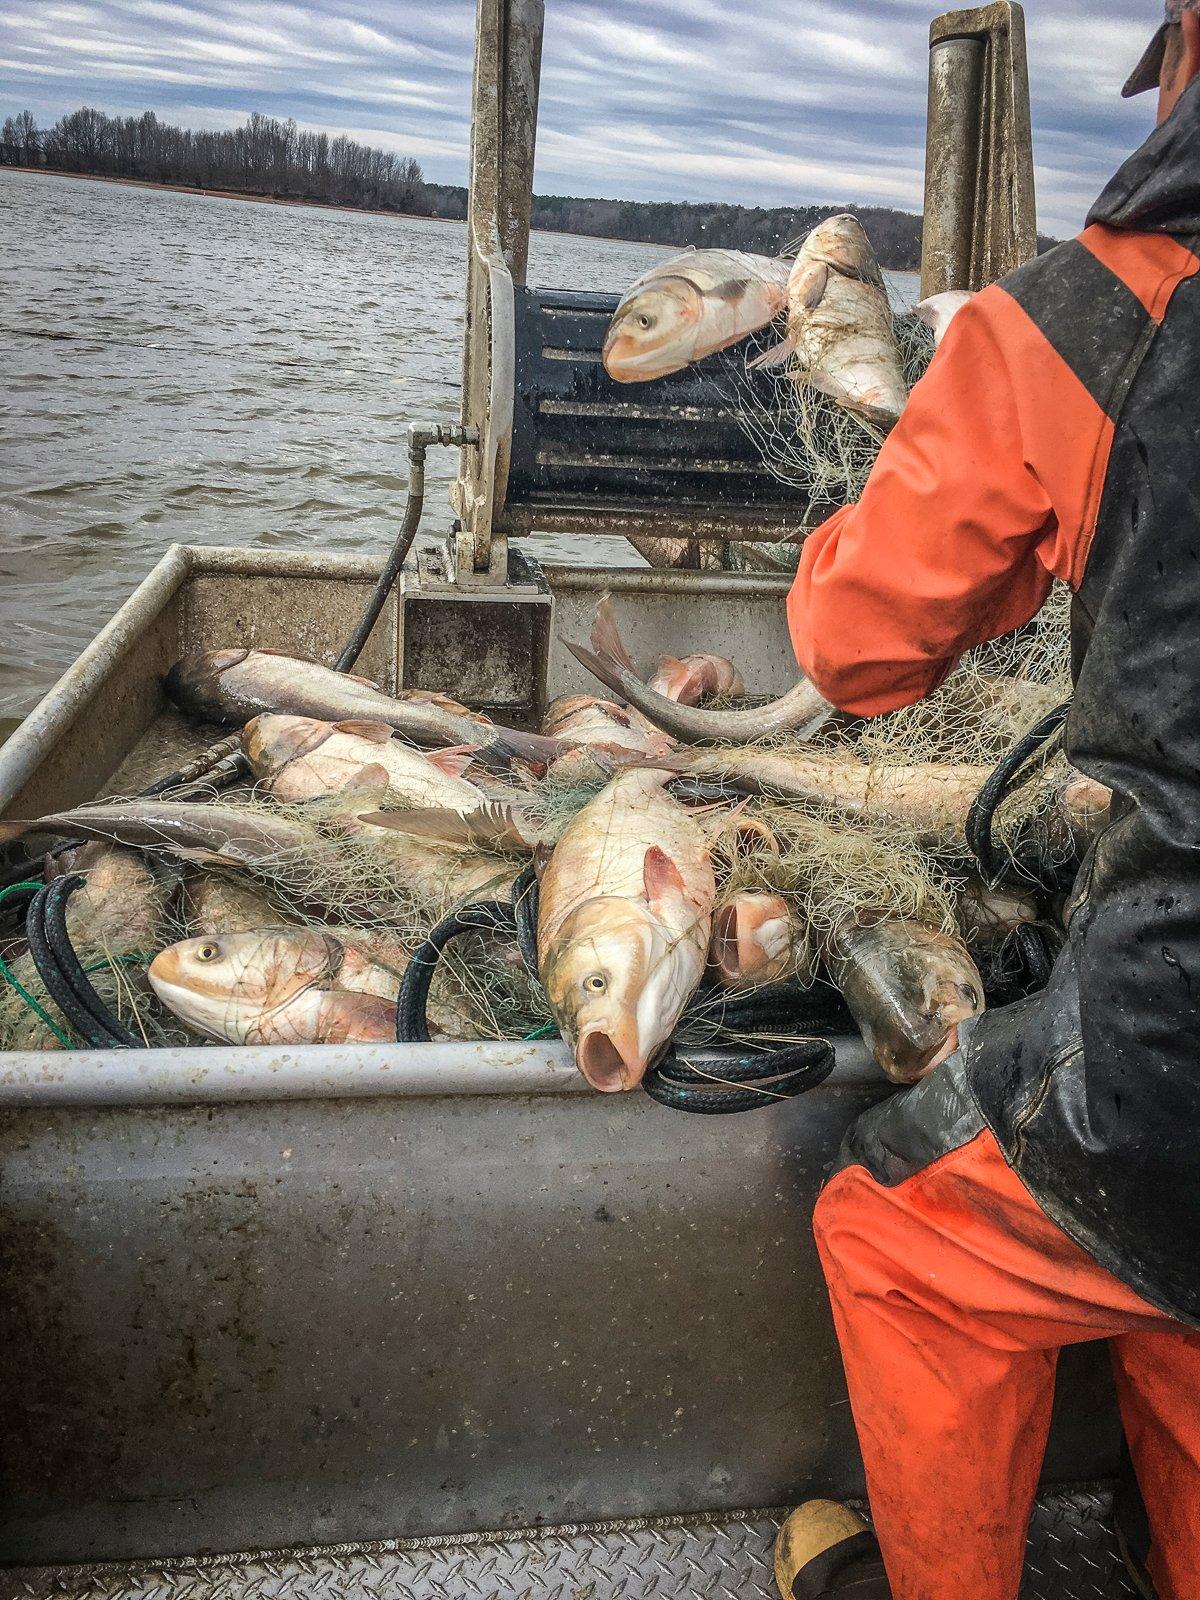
[641,1040,834,1115]
[965,699,1073,996]
[965,700,1071,886]
[398,869,839,1113]
[24,876,141,1049]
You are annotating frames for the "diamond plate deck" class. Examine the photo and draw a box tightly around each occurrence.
[0,1487,1141,1600]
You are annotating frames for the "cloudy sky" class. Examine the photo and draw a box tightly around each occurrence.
[0,0,1164,237]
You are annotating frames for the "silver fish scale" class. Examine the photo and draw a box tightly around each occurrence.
[0,1491,1139,1600]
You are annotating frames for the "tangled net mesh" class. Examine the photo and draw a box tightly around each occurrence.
[0,569,1085,1053]
[724,313,936,575]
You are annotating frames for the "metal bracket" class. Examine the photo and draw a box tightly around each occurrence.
[452,0,545,580]
[921,2,1037,296]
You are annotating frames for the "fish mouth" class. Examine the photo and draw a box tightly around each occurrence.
[577,1022,645,1093]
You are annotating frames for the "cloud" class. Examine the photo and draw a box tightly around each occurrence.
[0,0,1163,235]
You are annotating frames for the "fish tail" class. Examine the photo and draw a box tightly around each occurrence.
[590,594,636,674]
[562,638,628,699]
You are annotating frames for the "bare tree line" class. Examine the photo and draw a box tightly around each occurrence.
[1,107,426,213]
[5,104,1051,266]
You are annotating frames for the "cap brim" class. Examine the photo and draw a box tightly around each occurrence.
[1123,22,1168,97]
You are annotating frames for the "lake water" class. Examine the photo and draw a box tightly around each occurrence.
[0,168,918,722]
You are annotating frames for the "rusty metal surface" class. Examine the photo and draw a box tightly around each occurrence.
[0,1069,892,1564]
[0,546,189,821]
[0,1061,1122,1567]
[0,1487,1138,1599]
[542,565,798,702]
[921,3,1037,296]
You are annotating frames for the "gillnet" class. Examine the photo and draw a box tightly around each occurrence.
[723,313,936,574]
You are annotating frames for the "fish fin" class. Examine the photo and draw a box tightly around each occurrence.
[490,728,567,772]
[643,846,687,914]
[794,260,830,309]
[563,639,626,699]
[425,743,481,779]
[912,290,973,346]
[320,992,398,1045]
[337,763,393,795]
[805,369,863,408]
[747,336,796,371]
[171,846,248,869]
[589,594,636,675]
[359,808,475,847]
[361,803,535,854]
[533,841,554,879]
[334,719,394,743]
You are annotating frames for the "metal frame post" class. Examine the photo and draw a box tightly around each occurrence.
[921,2,1037,296]
[451,0,545,581]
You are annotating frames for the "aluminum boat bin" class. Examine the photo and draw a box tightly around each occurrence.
[0,547,1125,1592]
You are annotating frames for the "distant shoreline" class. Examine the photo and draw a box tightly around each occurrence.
[2,166,924,267]
[0,165,670,250]
[2,163,449,223]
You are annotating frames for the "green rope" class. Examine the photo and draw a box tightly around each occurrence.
[523,1021,560,1040]
[0,881,74,1048]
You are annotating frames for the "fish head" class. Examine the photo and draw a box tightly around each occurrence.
[149,929,341,1042]
[804,214,884,287]
[163,649,249,718]
[541,897,694,1092]
[602,277,704,382]
[242,713,332,777]
[711,892,794,986]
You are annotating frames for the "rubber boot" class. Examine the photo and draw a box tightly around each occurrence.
[774,1501,891,1598]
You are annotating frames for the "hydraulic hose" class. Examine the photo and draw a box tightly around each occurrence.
[335,422,479,673]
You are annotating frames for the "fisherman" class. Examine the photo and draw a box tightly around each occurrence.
[775,8,1200,1598]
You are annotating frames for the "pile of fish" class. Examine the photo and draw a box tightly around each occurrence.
[0,605,1108,1092]
[602,212,972,430]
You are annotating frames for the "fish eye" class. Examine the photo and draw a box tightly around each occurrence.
[584,973,607,994]
[196,942,220,962]
[636,313,652,329]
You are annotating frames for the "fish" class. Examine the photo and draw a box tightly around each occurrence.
[148,930,400,1045]
[564,595,832,746]
[540,693,675,785]
[243,714,488,813]
[661,749,990,839]
[648,653,744,705]
[0,844,177,1051]
[656,747,1110,853]
[956,879,1039,945]
[182,873,289,936]
[750,215,907,429]
[0,800,315,868]
[603,248,791,383]
[827,917,984,1084]
[536,768,716,1092]
[50,843,177,953]
[912,290,973,347]
[710,891,797,987]
[336,805,520,912]
[164,648,560,767]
